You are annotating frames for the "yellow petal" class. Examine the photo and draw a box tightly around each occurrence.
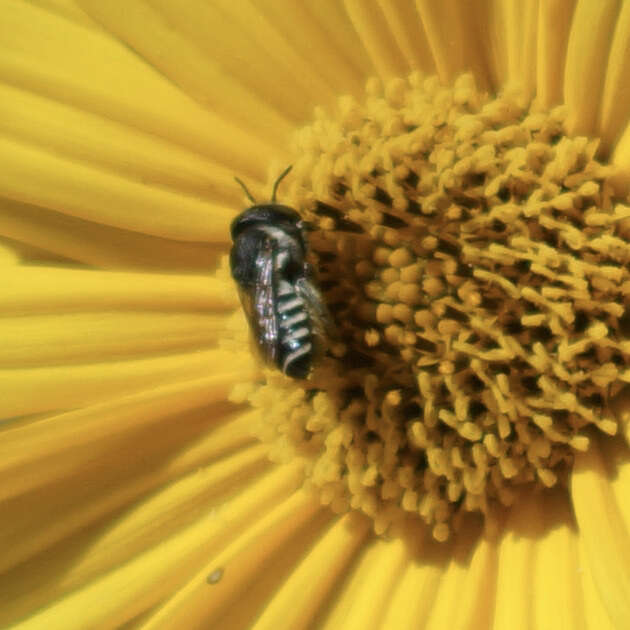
[141,490,338,629]
[0,311,230,366]
[501,0,538,98]
[598,1,630,152]
[308,0,375,80]
[0,82,243,205]
[376,0,435,73]
[165,0,342,111]
[77,0,296,142]
[610,121,630,196]
[563,0,618,136]
[1,1,275,178]
[22,0,99,30]
[0,134,233,241]
[1,440,268,598]
[536,0,576,107]
[0,377,257,505]
[343,0,412,79]
[320,536,408,629]
[245,513,370,630]
[415,0,490,88]
[4,462,305,629]
[378,547,442,629]
[494,489,588,629]
[3,267,237,313]
[572,437,630,628]
[0,348,252,417]
[0,197,225,270]
[0,241,20,265]
[425,528,497,630]
[581,548,618,630]
[239,1,366,97]
[531,490,585,630]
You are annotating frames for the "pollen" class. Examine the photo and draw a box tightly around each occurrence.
[234,72,630,541]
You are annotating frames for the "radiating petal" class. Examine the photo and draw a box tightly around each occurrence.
[0,82,240,204]
[1,1,276,179]
[610,121,630,196]
[0,311,230,367]
[375,0,435,74]
[0,379,257,507]
[166,0,342,109]
[243,513,370,630]
[3,267,237,313]
[0,242,20,265]
[314,0,379,77]
[415,0,490,89]
[425,528,497,630]
[0,198,224,270]
[563,0,619,137]
[4,463,305,629]
[0,134,233,241]
[0,430,265,586]
[25,0,99,29]
[320,536,408,629]
[598,2,630,153]
[77,0,296,142]
[581,550,618,630]
[1,348,252,417]
[377,548,443,629]
[498,0,539,98]
[343,0,412,79]
[238,2,367,98]
[531,491,585,630]
[494,489,588,629]
[572,437,630,628]
[536,0,576,108]
[139,492,348,629]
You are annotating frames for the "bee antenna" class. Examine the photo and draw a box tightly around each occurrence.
[234,177,257,204]
[271,165,293,203]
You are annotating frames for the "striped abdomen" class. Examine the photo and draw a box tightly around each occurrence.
[276,279,313,379]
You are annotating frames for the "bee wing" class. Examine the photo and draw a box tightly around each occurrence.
[295,272,334,350]
[237,237,279,365]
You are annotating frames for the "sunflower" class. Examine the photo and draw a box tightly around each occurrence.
[2,1,630,628]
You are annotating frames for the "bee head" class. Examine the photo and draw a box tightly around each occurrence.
[230,205,304,240]
[232,166,304,238]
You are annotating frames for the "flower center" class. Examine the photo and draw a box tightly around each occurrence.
[230,72,630,541]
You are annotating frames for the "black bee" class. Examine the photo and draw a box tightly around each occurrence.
[230,166,330,379]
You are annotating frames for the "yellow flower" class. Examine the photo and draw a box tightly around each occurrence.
[1,1,630,628]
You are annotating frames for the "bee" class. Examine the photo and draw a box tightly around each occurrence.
[230,166,330,379]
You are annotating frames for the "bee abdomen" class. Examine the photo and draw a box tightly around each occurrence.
[276,284,313,378]
[281,340,313,379]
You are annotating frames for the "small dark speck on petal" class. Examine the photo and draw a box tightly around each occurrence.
[207,568,224,584]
